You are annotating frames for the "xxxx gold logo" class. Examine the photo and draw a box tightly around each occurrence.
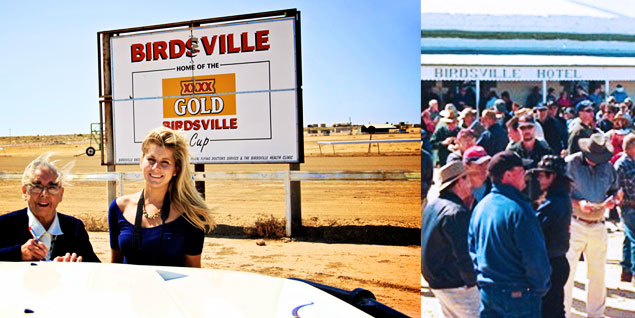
[181,79,215,95]
[162,74,236,118]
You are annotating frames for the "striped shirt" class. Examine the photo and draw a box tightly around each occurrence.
[614,153,635,208]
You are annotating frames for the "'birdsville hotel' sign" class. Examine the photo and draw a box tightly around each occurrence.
[99,10,303,164]
[422,66,635,81]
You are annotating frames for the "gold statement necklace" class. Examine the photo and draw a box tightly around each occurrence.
[142,204,162,220]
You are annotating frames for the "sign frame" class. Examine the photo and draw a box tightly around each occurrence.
[98,9,304,165]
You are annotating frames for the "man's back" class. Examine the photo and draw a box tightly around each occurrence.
[469,184,551,294]
[478,123,509,156]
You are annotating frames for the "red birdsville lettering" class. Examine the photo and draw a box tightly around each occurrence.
[131,30,270,62]
[162,118,238,131]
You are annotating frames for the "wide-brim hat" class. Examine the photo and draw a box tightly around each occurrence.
[440,103,457,115]
[527,154,573,181]
[514,107,533,117]
[440,110,459,123]
[482,109,503,120]
[438,161,468,192]
[579,133,614,164]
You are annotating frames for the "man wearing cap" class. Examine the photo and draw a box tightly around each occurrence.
[508,114,554,201]
[422,161,478,317]
[447,128,476,164]
[469,151,551,317]
[507,114,553,169]
[568,100,598,155]
[463,145,492,205]
[514,107,545,141]
[564,133,619,318]
[614,134,635,285]
[431,109,460,166]
[477,109,509,157]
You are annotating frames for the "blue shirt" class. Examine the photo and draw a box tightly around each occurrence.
[469,183,551,295]
[108,199,205,266]
[566,152,618,203]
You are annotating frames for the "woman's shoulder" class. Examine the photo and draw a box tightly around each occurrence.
[115,193,141,212]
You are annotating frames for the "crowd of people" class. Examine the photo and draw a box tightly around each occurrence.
[421,84,635,318]
[0,127,214,268]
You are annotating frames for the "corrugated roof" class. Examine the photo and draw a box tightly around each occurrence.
[421,54,635,66]
[421,0,635,56]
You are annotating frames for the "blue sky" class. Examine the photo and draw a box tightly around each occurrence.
[0,1,420,136]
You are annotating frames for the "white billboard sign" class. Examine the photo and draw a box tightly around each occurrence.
[108,16,301,164]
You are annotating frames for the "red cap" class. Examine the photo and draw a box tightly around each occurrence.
[463,145,491,164]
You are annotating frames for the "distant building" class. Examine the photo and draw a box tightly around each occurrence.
[361,124,395,134]
[422,1,635,113]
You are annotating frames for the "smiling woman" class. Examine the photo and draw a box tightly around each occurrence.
[108,127,215,267]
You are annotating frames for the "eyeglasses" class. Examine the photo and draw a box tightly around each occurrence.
[582,108,594,113]
[27,184,61,195]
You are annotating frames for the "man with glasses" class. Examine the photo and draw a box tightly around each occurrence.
[568,100,598,156]
[508,114,553,169]
[0,153,99,262]
[508,114,554,200]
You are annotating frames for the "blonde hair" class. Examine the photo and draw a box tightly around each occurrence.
[22,152,74,187]
[141,127,215,232]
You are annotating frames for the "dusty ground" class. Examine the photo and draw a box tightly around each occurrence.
[0,132,421,316]
[421,170,635,318]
